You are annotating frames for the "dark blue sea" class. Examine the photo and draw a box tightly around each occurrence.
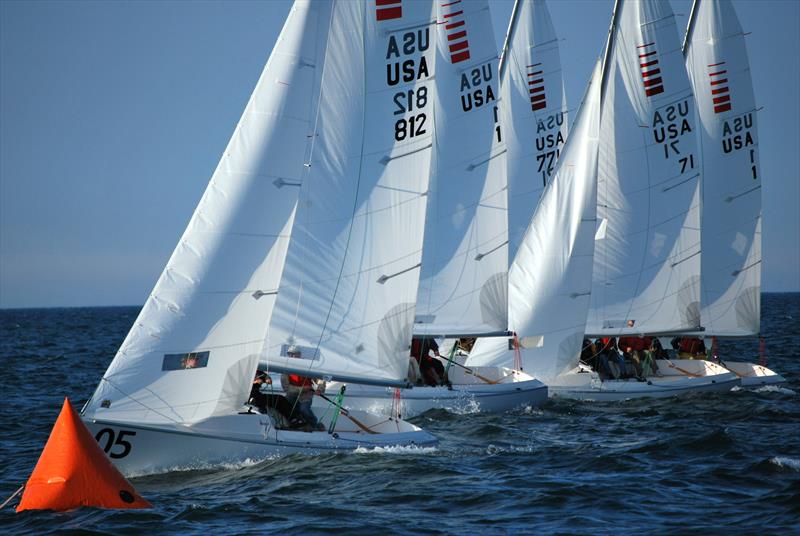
[1,293,798,534]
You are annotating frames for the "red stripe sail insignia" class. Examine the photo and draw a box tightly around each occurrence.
[440,0,470,63]
[637,42,664,97]
[707,61,732,113]
[376,0,402,21]
[527,63,547,111]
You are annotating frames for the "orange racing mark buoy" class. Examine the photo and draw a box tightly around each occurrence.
[16,397,151,512]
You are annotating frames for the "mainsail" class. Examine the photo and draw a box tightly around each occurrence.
[413,0,508,337]
[684,0,761,336]
[499,0,569,259]
[265,1,437,386]
[586,0,702,337]
[466,59,601,379]
[84,1,334,425]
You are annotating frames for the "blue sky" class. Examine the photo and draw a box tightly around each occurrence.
[1,0,798,308]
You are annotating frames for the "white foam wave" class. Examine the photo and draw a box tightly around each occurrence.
[445,398,482,415]
[770,456,800,471]
[755,385,796,395]
[126,455,280,478]
[352,444,438,455]
[520,404,544,416]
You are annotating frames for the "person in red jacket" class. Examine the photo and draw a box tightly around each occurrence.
[281,346,326,431]
[619,336,653,380]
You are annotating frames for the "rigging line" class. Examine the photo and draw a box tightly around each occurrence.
[100,378,184,425]
[0,485,24,510]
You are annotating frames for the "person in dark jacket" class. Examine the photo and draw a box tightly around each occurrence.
[410,337,447,387]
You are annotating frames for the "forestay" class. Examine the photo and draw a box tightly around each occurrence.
[684,0,761,336]
[467,60,601,380]
[265,1,437,386]
[499,0,568,259]
[84,1,333,425]
[413,0,508,338]
[587,0,702,337]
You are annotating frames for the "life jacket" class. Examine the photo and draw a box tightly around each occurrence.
[287,374,312,388]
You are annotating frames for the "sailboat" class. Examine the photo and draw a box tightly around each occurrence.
[463,0,581,386]
[681,0,784,386]
[472,0,741,401]
[314,0,547,417]
[80,0,441,476]
[559,0,739,400]
[320,0,548,419]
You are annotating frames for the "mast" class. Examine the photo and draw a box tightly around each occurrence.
[498,0,522,80]
[599,0,621,106]
[682,0,700,55]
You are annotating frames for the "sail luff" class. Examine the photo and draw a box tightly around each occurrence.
[498,0,523,79]
[600,0,621,105]
[681,0,700,55]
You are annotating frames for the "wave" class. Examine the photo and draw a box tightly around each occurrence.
[352,445,438,455]
[770,456,800,471]
[754,385,796,396]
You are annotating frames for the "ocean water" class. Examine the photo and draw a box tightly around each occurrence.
[1,294,798,534]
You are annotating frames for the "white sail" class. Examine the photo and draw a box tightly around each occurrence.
[84,1,333,425]
[499,0,568,259]
[264,1,437,386]
[684,0,761,336]
[467,60,601,379]
[413,0,508,337]
[586,0,702,337]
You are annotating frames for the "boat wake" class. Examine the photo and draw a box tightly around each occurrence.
[127,456,280,479]
[352,445,438,456]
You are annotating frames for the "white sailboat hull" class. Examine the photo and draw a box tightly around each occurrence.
[720,361,786,388]
[547,360,741,401]
[323,368,548,419]
[83,410,437,477]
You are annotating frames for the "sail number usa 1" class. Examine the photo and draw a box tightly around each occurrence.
[94,427,136,459]
[386,29,431,142]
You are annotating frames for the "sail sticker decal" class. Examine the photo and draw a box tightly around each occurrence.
[376,0,402,21]
[637,42,664,97]
[527,63,547,111]
[440,1,470,63]
[161,351,210,371]
[708,61,732,113]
